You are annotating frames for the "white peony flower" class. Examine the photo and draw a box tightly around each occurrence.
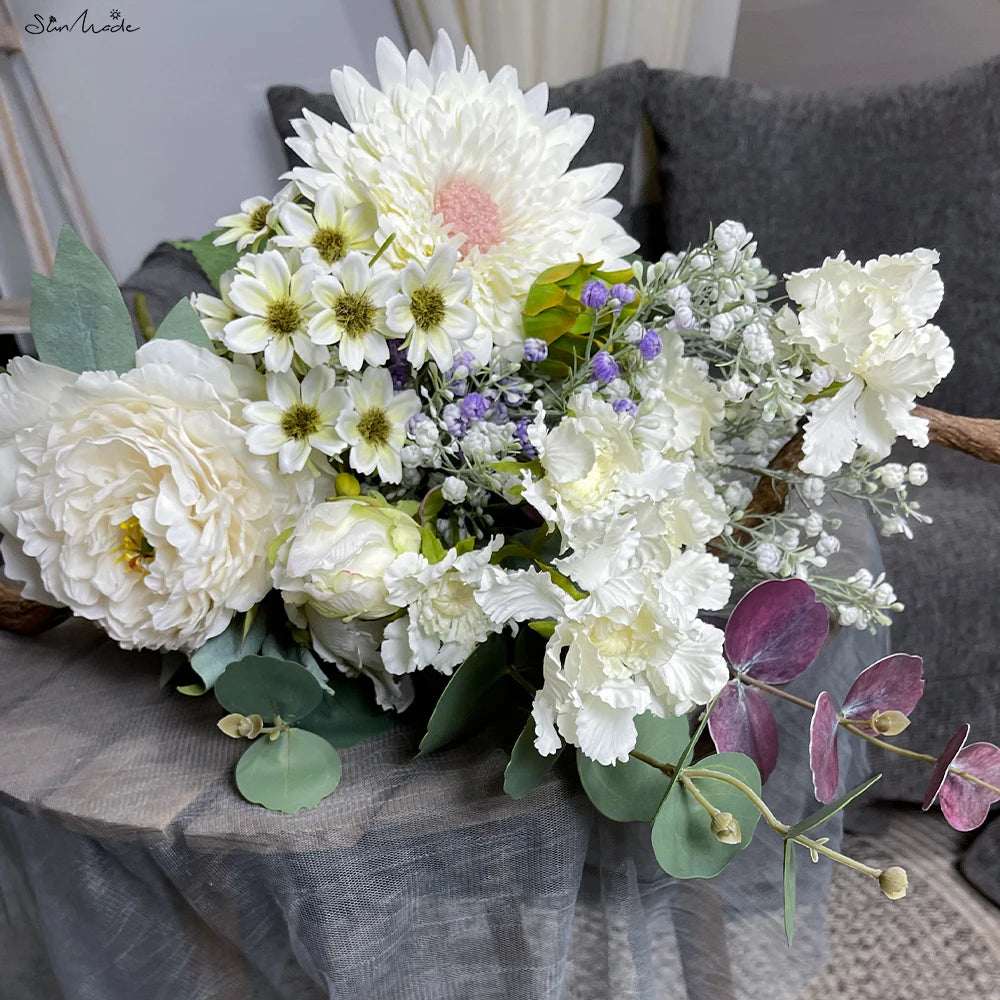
[285,31,638,354]
[380,537,504,676]
[385,245,476,368]
[335,367,422,483]
[308,251,398,371]
[223,249,324,371]
[243,367,348,473]
[0,341,301,652]
[273,184,376,267]
[273,496,422,623]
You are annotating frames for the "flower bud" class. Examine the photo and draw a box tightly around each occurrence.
[217,713,264,739]
[870,710,911,736]
[335,472,361,497]
[711,811,742,845]
[878,866,908,900]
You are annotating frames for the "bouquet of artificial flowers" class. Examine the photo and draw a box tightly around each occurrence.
[2,32,998,941]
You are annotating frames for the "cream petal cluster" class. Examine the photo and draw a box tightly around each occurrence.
[781,249,953,475]
[285,31,638,354]
[0,341,301,652]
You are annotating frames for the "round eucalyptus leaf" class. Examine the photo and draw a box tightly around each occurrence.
[504,716,562,800]
[577,713,690,822]
[215,655,324,724]
[235,729,342,814]
[651,752,763,879]
[298,685,395,749]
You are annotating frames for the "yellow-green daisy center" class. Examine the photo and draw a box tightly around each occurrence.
[335,292,376,339]
[117,516,155,573]
[410,286,446,330]
[357,408,391,447]
[249,203,272,231]
[280,403,322,441]
[266,296,302,336]
[312,227,347,264]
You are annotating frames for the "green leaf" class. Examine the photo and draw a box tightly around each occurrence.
[651,752,763,879]
[530,358,573,379]
[215,655,324,724]
[419,634,508,754]
[170,230,240,291]
[784,774,882,840]
[533,258,584,285]
[155,297,213,349]
[523,282,567,317]
[30,226,136,374]
[235,728,342,813]
[267,527,295,566]
[522,306,580,344]
[189,612,267,690]
[783,839,797,946]
[260,634,334,695]
[177,683,207,697]
[661,694,720,803]
[528,620,555,637]
[802,379,847,405]
[420,527,448,564]
[577,713,690,822]
[297,683,396,749]
[159,651,186,689]
[504,716,562,799]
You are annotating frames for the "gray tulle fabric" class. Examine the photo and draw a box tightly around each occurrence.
[0,502,883,999]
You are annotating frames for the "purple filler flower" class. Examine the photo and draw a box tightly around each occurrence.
[441,403,466,437]
[592,350,619,383]
[639,329,662,361]
[580,279,609,310]
[610,282,637,304]
[612,398,638,417]
[523,338,548,363]
[460,392,488,421]
[514,417,537,459]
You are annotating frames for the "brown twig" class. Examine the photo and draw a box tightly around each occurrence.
[0,580,64,635]
[913,405,1000,464]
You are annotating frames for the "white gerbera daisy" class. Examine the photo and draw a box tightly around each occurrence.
[214,185,296,251]
[223,249,324,372]
[309,251,398,372]
[273,185,377,267]
[336,367,420,483]
[285,31,638,356]
[243,367,348,474]
[386,245,476,369]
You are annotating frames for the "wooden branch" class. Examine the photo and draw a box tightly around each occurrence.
[913,405,1000,464]
[0,580,64,635]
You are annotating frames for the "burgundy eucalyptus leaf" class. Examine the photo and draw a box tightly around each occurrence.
[938,742,1000,832]
[809,691,840,804]
[841,654,925,733]
[922,723,970,812]
[708,681,780,782]
[724,579,829,684]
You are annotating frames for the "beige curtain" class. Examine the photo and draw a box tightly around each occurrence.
[394,0,742,87]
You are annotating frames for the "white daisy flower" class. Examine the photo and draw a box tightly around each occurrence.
[223,249,324,372]
[336,367,421,483]
[309,251,398,371]
[273,185,377,267]
[243,367,348,474]
[213,185,296,251]
[286,31,638,356]
[385,245,475,369]
[191,270,237,341]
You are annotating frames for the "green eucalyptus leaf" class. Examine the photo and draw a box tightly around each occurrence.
[784,774,882,840]
[159,651,187,689]
[155,297,213,349]
[504,716,562,799]
[661,694,720,802]
[259,634,334,695]
[577,713,690,822]
[298,682,396,749]
[523,282,567,316]
[783,839,797,946]
[176,683,207,697]
[215,655,324,724]
[30,226,135,374]
[170,230,240,290]
[189,612,267,691]
[419,634,508,754]
[651,752,763,879]
[235,728,342,813]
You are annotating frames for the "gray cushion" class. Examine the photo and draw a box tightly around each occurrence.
[645,57,1000,416]
[265,61,655,251]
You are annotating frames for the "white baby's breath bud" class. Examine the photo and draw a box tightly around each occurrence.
[781,528,801,549]
[721,375,751,402]
[848,569,874,589]
[874,582,897,606]
[802,512,824,537]
[709,313,735,342]
[673,303,695,329]
[907,462,928,486]
[809,366,834,390]
[714,220,750,252]
[690,252,712,270]
[441,476,468,503]
[400,444,422,469]
[623,321,644,344]
[666,283,691,307]
[879,514,910,538]
[755,542,782,574]
[816,531,840,557]
[723,482,753,510]
[878,463,907,491]
[838,605,861,627]
[746,427,769,454]
[801,477,826,505]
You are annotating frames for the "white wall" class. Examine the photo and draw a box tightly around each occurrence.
[731,0,1000,90]
[9,0,405,281]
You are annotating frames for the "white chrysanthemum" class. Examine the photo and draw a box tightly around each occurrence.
[243,367,348,473]
[380,537,504,676]
[0,341,301,653]
[336,367,421,483]
[385,245,476,369]
[309,251,397,371]
[284,31,638,355]
[223,249,324,372]
[273,184,376,267]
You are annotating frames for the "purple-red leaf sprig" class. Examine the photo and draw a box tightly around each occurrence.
[709,580,829,782]
[923,724,1000,831]
[808,654,925,803]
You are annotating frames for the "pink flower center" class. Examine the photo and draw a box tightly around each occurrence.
[433,179,502,256]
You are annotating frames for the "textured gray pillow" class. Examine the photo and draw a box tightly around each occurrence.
[266,60,652,248]
[645,58,1000,416]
